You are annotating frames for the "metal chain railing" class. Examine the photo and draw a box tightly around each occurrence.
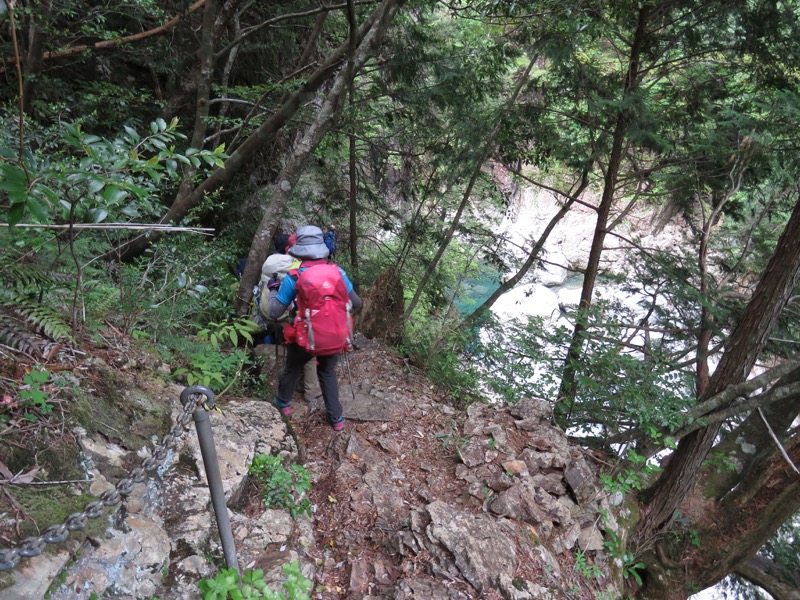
[0,386,215,572]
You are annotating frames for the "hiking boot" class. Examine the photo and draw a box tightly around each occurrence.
[331,418,345,431]
[274,403,292,416]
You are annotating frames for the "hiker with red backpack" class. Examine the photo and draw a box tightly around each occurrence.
[266,225,361,431]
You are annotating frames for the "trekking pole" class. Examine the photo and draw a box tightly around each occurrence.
[343,351,357,402]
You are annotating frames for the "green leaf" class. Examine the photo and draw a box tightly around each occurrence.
[26,196,49,222]
[0,164,28,196]
[103,186,128,204]
[143,167,161,182]
[8,202,24,226]
[88,178,105,194]
[123,125,140,141]
[90,208,109,223]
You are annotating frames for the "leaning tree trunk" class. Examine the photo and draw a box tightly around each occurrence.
[556,4,650,418]
[104,2,393,263]
[637,193,800,542]
[638,431,800,599]
[234,0,405,314]
[699,369,800,501]
[459,171,588,330]
[635,194,800,597]
[402,58,536,320]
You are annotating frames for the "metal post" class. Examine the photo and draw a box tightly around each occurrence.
[180,386,239,573]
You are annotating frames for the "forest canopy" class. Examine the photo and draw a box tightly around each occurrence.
[1,0,799,598]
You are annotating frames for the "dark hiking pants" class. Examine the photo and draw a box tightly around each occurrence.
[274,343,342,423]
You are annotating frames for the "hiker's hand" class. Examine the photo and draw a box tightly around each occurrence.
[267,275,280,291]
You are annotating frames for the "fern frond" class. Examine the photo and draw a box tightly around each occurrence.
[0,259,54,291]
[0,291,73,342]
[0,312,54,357]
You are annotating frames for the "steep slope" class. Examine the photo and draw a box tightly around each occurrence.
[1,334,626,599]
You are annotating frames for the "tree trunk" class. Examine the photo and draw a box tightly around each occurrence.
[638,433,800,599]
[104,3,392,263]
[459,171,588,330]
[234,0,405,314]
[20,0,52,114]
[348,123,360,291]
[171,0,219,212]
[556,5,650,418]
[638,193,800,543]
[402,59,536,319]
[347,0,360,292]
[700,370,800,500]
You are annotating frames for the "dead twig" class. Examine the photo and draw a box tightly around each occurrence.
[758,408,800,475]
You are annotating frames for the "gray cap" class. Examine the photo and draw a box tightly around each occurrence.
[288,225,330,260]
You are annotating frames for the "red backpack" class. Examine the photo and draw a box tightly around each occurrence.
[287,263,353,355]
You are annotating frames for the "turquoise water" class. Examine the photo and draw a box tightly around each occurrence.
[452,263,502,314]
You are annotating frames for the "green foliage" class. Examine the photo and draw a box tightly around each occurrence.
[0,251,74,352]
[248,454,312,521]
[573,548,603,581]
[598,450,662,496]
[111,232,242,335]
[198,562,311,600]
[0,114,226,227]
[198,319,256,350]
[172,318,257,392]
[703,451,737,475]
[603,530,645,587]
[2,367,77,427]
[400,314,483,404]
[173,349,245,390]
[18,368,54,420]
[671,510,701,549]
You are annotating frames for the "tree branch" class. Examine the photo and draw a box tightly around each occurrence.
[1,0,207,68]
[758,407,800,475]
[734,555,800,600]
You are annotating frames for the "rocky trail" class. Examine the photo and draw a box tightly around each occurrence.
[2,334,625,599]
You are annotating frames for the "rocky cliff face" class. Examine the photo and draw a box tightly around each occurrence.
[2,337,625,599]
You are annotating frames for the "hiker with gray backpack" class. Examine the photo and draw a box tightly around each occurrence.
[256,233,321,402]
[266,225,361,431]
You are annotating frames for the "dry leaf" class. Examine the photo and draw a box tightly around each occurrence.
[12,466,41,484]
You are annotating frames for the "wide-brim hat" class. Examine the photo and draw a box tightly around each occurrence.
[288,225,330,260]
